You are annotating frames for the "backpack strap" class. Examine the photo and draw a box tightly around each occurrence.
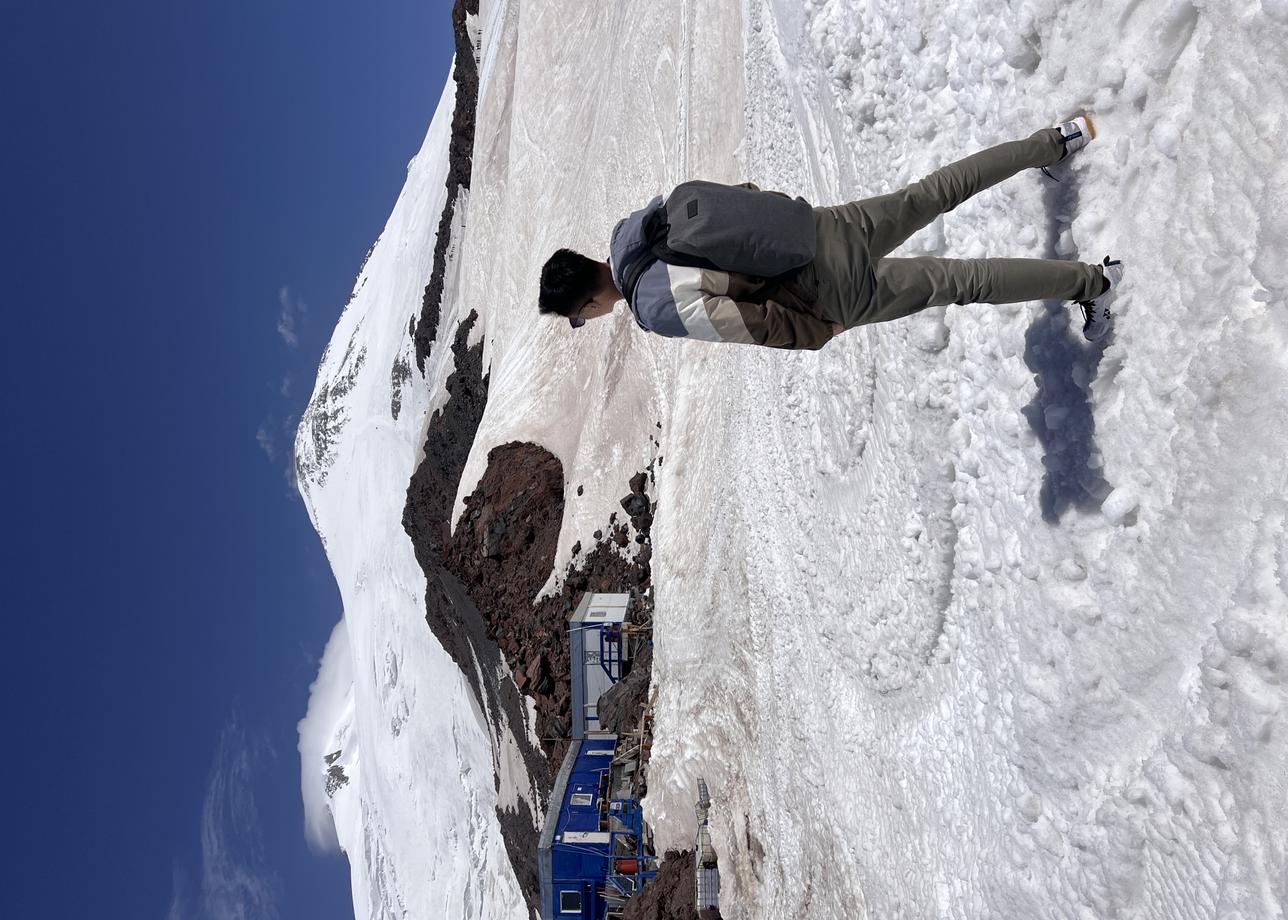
[618,209,670,305]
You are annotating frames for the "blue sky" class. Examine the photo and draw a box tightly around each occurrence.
[2,2,456,917]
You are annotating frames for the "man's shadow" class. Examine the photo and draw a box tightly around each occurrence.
[1020,173,1111,524]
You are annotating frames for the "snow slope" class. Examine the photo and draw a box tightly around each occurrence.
[642,1,1288,918]
[297,0,1288,917]
[294,67,536,918]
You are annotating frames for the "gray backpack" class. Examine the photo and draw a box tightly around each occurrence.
[620,180,817,304]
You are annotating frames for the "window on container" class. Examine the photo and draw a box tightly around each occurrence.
[570,793,593,807]
[559,890,582,913]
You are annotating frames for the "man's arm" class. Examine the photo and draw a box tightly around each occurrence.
[669,264,834,350]
[717,293,835,349]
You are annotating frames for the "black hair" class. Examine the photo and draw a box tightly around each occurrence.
[538,248,603,317]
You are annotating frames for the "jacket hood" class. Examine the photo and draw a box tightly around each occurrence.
[609,194,665,295]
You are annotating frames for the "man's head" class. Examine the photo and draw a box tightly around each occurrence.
[539,248,622,328]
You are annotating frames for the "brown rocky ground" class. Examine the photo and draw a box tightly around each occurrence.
[446,452,658,771]
[621,849,723,920]
[402,304,663,912]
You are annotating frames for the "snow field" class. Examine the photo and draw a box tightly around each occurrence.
[642,0,1288,918]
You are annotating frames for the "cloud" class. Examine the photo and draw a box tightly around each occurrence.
[256,423,277,461]
[259,288,305,501]
[256,415,302,500]
[297,617,352,853]
[277,286,306,347]
[170,715,280,920]
[167,865,189,920]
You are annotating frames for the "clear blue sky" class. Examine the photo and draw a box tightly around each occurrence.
[1,2,456,917]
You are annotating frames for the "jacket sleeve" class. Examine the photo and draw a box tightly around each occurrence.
[670,265,834,350]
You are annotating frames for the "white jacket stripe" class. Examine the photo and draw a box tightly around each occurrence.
[666,264,755,344]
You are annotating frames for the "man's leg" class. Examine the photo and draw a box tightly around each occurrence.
[847,128,1066,259]
[860,256,1106,326]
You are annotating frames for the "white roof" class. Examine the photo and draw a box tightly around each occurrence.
[571,592,631,624]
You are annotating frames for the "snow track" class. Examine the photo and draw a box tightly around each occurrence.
[644,1,1288,918]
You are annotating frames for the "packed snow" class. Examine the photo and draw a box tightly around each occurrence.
[297,0,1288,917]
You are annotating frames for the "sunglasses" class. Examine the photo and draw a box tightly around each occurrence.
[568,298,591,329]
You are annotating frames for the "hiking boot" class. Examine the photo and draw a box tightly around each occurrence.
[1077,256,1123,342]
[1053,114,1096,161]
[1040,114,1096,181]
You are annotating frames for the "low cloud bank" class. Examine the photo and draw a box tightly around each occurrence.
[297,617,352,853]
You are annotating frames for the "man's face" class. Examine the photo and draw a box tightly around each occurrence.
[573,292,616,325]
[569,266,619,327]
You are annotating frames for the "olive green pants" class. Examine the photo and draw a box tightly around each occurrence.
[811,128,1107,328]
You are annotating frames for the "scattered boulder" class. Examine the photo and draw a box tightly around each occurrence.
[524,653,547,687]
[621,493,650,517]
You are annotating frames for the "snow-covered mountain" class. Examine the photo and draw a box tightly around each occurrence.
[295,0,1288,917]
[293,47,539,918]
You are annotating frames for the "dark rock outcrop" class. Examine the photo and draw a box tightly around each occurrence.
[412,0,482,370]
[403,310,490,567]
[402,310,552,919]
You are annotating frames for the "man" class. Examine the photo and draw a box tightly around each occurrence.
[538,118,1124,349]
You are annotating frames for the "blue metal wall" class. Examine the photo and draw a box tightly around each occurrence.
[539,735,617,919]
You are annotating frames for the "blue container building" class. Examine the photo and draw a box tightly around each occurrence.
[537,592,657,919]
